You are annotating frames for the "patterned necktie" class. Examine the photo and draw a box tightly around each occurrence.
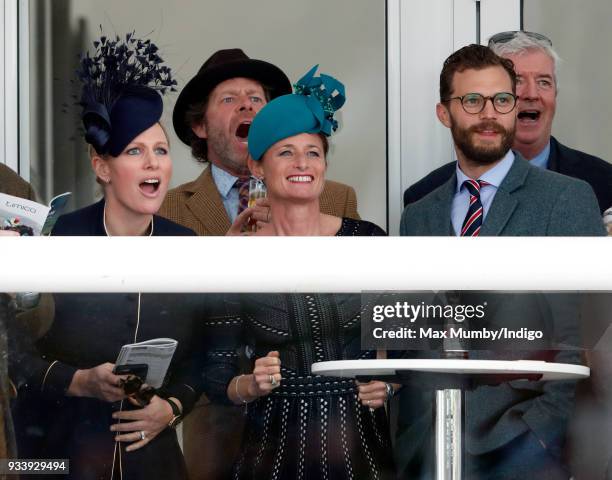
[235,177,250,215]
[460,179,489,236]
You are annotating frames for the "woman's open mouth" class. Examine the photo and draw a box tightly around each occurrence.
[139,178,161,196]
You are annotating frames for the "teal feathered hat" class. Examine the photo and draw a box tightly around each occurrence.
[247,65,345,161]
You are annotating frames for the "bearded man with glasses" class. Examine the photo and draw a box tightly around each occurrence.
[404,31,612,215]
[400,43,603,238]
[396,44,605,480]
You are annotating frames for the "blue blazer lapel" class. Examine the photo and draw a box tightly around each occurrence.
[480,155,530,236]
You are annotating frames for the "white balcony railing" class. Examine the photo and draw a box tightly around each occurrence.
[1,237,610,292]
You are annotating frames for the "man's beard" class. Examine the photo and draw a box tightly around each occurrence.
[451,119,515,165]
[205,120,250,176]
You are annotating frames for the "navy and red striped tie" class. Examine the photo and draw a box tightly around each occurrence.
[460,179,489,236]
[235,177,250,215]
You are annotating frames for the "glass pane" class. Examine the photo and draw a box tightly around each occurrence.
[25,0,387,227]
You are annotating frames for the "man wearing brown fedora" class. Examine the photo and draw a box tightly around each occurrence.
[159,48,360,235]
[158,49,360,480]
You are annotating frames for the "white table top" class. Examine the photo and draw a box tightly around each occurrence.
[311,359,589,381]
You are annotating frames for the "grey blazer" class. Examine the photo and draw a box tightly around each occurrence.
[396,156,605,479]
[400,154,606,237]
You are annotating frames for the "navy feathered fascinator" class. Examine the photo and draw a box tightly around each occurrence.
[77,30,177,156]
[248,65,346,161]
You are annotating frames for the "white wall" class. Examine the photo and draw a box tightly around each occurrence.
[524,0,612,163]
[30,0,387,228]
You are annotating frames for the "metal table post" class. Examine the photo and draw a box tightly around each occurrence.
[435,388,463,480]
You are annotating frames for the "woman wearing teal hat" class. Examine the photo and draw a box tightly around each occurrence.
[206,67,396,479]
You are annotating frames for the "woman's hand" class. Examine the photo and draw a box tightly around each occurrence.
[68,362,125,402]
[357,381,399,410]
[110,395,174,452]
[226,198,272,236]
[0,230,19,236]
[249,351,282,397]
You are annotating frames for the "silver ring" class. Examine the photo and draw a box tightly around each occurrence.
[270,374,278,386]
[139,430,146,441]
[366,399,371,406]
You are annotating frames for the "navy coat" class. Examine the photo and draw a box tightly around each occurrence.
[11,200,205,480]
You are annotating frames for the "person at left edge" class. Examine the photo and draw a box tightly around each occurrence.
[9,33,206,480]
[0,163,37,459]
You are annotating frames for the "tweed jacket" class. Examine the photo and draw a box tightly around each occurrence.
[397,156,605,479]
[0,163,36,200]
[159,167,360,235]
[403,136,612,214]
[400,154,606,237]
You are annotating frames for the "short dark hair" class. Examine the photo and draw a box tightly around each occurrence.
[183,82,274,164]
[439,44,517,102]
[184,97,209,164]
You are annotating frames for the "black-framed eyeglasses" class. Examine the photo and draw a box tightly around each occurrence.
[444,92,517,114]
[488,31,552,47]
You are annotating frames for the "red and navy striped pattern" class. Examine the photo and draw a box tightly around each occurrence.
[460,179,489,236]
[236,177,250,215]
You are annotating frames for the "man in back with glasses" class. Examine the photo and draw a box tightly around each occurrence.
[404,31,612,214]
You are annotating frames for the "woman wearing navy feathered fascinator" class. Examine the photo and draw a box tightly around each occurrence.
[72,30,179,235]
[13,32,206,480]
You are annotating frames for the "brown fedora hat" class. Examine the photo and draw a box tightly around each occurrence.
[173,48,292,146]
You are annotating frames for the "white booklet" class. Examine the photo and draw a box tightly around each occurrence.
[115,338,178,389]
[0,191,71,236]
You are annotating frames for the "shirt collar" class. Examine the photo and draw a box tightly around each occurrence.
[455,150,515,193]
[525,140,551,170]
[211,164,239,200]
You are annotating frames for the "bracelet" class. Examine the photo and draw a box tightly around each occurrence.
[384,382,394,402]
[235,374,250,412]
